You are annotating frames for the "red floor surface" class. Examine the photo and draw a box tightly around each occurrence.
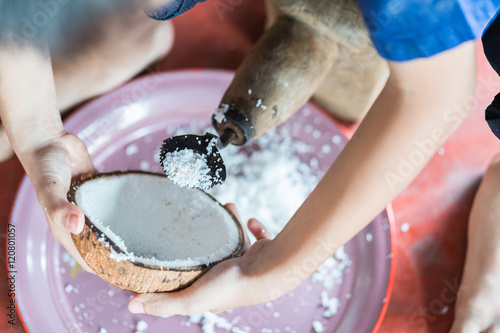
[1,1,500,332]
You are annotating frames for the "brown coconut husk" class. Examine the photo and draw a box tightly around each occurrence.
[67,171,244,293]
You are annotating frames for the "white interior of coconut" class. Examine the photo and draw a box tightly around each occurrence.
[74,173,240,267]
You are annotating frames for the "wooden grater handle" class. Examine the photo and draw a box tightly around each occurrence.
[212,15,338,146]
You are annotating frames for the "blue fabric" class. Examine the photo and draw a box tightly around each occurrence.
[146,0,206,21]
[356,0,500,61]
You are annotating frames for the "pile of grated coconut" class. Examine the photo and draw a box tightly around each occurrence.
[162,149,212,190]
[207,127,318,240]
[161,137,220,190]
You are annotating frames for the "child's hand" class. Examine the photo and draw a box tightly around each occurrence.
[0,43,95,272]
[26,132,96,273]
[128,203,276,316]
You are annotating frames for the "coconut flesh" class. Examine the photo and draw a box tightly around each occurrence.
[68,171,244,293]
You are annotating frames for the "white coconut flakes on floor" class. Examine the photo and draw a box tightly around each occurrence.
[401,223,410,233]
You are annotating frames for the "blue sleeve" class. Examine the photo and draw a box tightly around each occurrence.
[146,0,206,21]
[356,0,500,61]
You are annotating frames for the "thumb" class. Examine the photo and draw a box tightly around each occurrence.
[30,142,84,234]
[248,218,273,240]
[43,195,85,235]
[129,284,203,316]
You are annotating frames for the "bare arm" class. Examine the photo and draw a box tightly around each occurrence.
[256,41,477,293]
[0,45,63,152]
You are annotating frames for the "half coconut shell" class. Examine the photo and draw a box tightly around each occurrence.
[68,171,244,293]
